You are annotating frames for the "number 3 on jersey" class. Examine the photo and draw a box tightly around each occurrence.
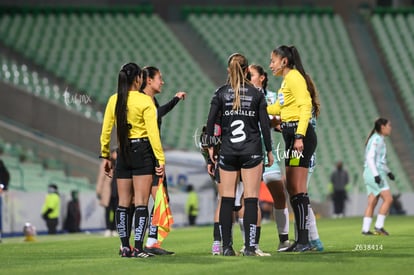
[230,120,246,143]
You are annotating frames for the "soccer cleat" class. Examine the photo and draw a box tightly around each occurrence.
[242,248,257,256]
[133,248,155,258]
[212,241,222,256]
[119,245,133,256]
[144,242,174,255]
[120,247,132,258]
[144,246,174,255]
[280,242,312,252]
[255,247,271,256]
[374,227,389,236]
[277,240,291,252]
[222,246,236,256]
[362,231,375,235]
[239,245,245,254]
[292,243,312,252]
[310,239,324,251]
[279,241,296,252]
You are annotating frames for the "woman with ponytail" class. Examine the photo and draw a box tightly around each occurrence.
[206,53,274,256]
[141,66,186,255]
[267,45,318,252]
[100,62,165,258]
[361,118,394,236]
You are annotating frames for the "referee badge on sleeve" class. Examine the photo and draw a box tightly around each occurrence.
[278,92,285,105]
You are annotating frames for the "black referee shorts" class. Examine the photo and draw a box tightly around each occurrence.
[116,139,156,178]
[282,122,317,168]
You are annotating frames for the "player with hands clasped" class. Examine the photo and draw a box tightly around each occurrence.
[361,118,394,236]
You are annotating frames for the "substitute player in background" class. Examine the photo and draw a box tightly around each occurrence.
[361,118,394,236]
[206,53,273,256]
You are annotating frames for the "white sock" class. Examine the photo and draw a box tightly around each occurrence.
[146,237,157,247]
[375,214,386,229]
[308,207,320,241]
[362,217,372,232]
[238,218,245,243]
[274,208,289,235]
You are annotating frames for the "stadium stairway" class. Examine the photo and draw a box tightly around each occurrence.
[345,11,414,185]
[167,21,226,87]
[0,41,101,121]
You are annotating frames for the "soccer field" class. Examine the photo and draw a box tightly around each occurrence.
[0,216,412,275]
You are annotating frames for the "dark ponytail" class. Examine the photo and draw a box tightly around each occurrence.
[249,64,268,95]
[365,118,388,146]
[115,63,142,165]
[140,66,160,91]
[273,45,320,117]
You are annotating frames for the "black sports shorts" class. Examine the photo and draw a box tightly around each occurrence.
[116,139,156,178]
[218,154,263,171]
[282,122,317,168]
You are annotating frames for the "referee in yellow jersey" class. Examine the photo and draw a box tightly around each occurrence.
[100,62,165,258]
[267,45,319,252]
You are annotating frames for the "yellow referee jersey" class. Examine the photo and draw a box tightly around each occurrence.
[100,91,165,165]
[267,69,312,136]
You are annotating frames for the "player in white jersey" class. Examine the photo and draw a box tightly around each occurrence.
[361,118,394,236]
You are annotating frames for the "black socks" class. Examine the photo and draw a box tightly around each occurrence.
[134,205,149,251]
[279,233,289,243]
[219,197,235,248]
[148,206,158,240]
[213,222,221,242]
[115,206,130,248]
[244,198,258,251]
[290,193,310,245]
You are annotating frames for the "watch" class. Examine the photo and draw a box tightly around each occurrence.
[294,134,304,139]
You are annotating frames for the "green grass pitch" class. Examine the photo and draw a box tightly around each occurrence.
[0,215,412,275]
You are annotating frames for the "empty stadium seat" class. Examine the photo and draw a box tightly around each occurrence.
[0,9,215,150]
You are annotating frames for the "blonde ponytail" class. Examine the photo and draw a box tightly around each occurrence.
[227,53,249,110]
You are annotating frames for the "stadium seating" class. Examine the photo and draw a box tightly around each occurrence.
[186,9,412,200]
[2,156,92,193]
[0,138,92,193]
[0,53,102,121]
[0,8,215,150]
[370,12,414,122]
